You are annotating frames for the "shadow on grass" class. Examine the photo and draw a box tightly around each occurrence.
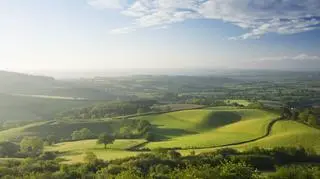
[151,126,198,141]
[197,111,242,130]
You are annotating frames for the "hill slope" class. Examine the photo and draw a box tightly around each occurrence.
[233,120,320,153]
[138,108,278,149]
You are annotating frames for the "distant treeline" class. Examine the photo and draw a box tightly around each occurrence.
[56,100,158,120]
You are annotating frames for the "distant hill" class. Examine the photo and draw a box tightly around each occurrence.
[0,71,56,93]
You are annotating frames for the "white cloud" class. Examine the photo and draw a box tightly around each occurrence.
[87,0,126,9]
[260,54,320,61]
[88,0,320,39]
[109,27,137,34]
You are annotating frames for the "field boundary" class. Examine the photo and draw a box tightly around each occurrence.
[134,116,283,151]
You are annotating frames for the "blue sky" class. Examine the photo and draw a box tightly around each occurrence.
[0,0,320,72]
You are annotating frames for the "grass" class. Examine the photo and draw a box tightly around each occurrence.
[232,120,320,153]
[0,121,48,142]
[0,93,91,121]
[139,108,278,149]
[180,120,320,155]
[45,139,146,164]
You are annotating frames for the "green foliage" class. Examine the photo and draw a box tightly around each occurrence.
[71,128,95,141]
[170,164,220,179]
[0,142,19,157]
[46,135,57,146]
[269,165,320,179]
[0,146,320,178]
[57,100,157,120]
[83,151,98,164]
[20,137,44,155]
[97,133,115,149]
[219,160,260,179]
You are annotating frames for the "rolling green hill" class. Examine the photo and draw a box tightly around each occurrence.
[232,120,320,153]
[137,108,278,149]
[0,93,92,122]
[0,121,48,142]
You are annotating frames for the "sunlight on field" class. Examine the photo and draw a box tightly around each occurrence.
[45,139,146,163]
[233,120,320,153]
[142,108,278,149]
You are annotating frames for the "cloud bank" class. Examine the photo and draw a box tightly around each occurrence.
[88,0,320,39]
[245,54,320,70]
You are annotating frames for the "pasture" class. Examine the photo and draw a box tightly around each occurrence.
[138,108,278,149]
[45,139,145,163]
[233,120,320,153]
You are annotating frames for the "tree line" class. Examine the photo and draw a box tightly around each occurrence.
[56,100,158,120]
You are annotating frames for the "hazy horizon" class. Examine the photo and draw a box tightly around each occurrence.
[1,0,320,73]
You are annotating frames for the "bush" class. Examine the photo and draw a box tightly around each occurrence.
[269,165,320,179]
[230,155,275,170]
[219,160,260,179]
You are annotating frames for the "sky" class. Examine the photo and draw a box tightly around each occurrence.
[0,0,320,73]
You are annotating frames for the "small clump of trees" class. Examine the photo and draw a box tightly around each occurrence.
[71,128,95,140]
[281,106,319,127]
[56,100,157,120]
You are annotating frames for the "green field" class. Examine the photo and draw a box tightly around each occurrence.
[0,120,117,142]
[233,120,320,153]
[180,120,320,156]
[45,139,145,163]
[2,106,320,164]
[137,108,278,149]
[0,121,48,142]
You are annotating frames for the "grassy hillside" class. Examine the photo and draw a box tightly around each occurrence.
[138,108,278,149]
[45,139,145,163]
[0,121,48,142]
[180,120,320,156]
[0,93,91,121]
[0,120,125,142]
[233,120,320,153]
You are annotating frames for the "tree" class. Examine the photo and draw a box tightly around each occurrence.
[168,150,181,160]
[281,107,292,119]
[71,128,95,140]
[97,133,115,149]
[298,110,309,122]
[20,137,44,155]
[83,151,97,164]
[46,135,56,146]
[144,132,155,142]
[307,114,318,126]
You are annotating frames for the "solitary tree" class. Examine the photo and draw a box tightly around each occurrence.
[97,133,115,149]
